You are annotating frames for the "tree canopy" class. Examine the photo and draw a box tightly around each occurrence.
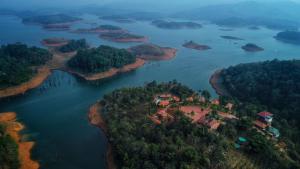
[68,45,136,74]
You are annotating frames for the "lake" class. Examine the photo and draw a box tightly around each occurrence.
[0,14,299,169]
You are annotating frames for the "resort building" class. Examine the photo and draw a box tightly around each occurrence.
[257,111,273,124]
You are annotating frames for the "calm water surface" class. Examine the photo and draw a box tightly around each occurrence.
[0,14,300,169]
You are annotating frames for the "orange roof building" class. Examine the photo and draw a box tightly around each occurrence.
[211,99,220,105]
[180,106,210,123]
[159,100,170,107]
[254,120,268,130]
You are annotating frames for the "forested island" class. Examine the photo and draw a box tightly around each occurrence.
[221,36,244,40]
[128,44,177,60]
[211,59,300,168]
[66,45,144,80]
[274,31,300,44]
[99,32,147,43]
[72,25,126,34]
[90,81,294,169]
[183,41,211,51]
[58,39,89,53]
[42,24,71,31]
[22,14,81,25]
[241,43,264,52]
[152,20,202,29]
[0,112,39,169]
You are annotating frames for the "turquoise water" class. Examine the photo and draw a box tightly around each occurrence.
[0,14,300,169]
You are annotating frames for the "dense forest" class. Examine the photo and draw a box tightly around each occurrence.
[129,44,164,56]
[68,45,136,73]
[0,43,52,88]
[99,81,299,169]
[0,124,20,169]
[220,59,300,168]
[59,39,89,53]
[100,81,230,169]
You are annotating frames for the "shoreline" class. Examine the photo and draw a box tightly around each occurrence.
[0,112,39,169]
[0,50,76,99]
[209,70,230,96]
[0,66,51,99]
[88,103,117,169]
[65,58,145,81]
[135,48,177,60]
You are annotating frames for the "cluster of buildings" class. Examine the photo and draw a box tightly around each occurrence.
[254,111,280,138]
[150,93,237,130]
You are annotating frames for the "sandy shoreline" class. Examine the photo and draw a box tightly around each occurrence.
[0,112,39,169]
[0,49,76,99]
[209,70,230,96]
[135,48,177,60]
[88,104,117,169]
[65,58,145,81]
[0,66,51,99]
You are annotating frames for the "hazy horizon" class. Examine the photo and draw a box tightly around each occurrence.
[2,0,300,12]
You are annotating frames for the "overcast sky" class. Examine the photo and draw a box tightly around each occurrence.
[2,0,300,10]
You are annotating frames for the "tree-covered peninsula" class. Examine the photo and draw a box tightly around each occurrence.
[212,59,300,168]
[0,43,52,88]
[90,81,295,169]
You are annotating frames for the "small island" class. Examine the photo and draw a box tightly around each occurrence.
[152,20,202,29]
[274,31,300,45]
[183,41,211,51]
[66,45,145,81]
[0,112,39,169]
[22,14,81,25]
[0,43,52,99]
[241,43,264,52]
[100,15,135,23]
[99,32,147,43]
[128,43,177,60]
[221,36,244,40]
[72,25,127,34]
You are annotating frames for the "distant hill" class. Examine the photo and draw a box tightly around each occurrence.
[274,31,300,44]
[22,14,81,25]
[174,1,300,30]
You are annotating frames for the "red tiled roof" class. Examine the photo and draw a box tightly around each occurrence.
[258,111,273,117]
[180,106,210,123]
[159,100,170,107]
[212,99,220,105]
[254,120,268,129]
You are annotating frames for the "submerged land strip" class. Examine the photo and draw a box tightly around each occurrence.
[0,112,39,169]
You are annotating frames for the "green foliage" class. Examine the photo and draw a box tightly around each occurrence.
[101,81,230,169]
[68,45,136,74]
[0,124,20,169]
[59,39,89,53]
[0,43,52,88]
[220,59,300,168]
